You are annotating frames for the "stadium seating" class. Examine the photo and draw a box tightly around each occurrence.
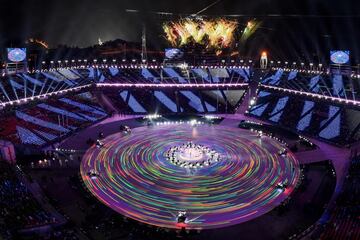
[248,89,360,145]
[319,156,360,239]
[0,161,56,237]
[102,88,246,114]
[260,68,360,101]
[96,66,249,84]
[0,70,93,104]
[0,92,108,146]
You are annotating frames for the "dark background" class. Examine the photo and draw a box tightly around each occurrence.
[0,0,359,62]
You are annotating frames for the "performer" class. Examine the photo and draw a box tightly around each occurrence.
[177,211,187,223]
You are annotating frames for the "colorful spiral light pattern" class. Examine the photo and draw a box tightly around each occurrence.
[80,125,300,229]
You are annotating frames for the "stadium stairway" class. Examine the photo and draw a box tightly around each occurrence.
[235,80,259,114]
[220,71,259,126]
[95,91,118,114]
[16,168,67,227]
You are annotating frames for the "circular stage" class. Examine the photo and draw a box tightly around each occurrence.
[80,124,300,230]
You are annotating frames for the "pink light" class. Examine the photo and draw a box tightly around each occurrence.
[96,83,249,88]
[262,85,360,106]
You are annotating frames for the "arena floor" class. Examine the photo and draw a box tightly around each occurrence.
[80,124,300,229]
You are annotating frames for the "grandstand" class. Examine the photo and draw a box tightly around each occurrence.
[0,66,250,147]
[247,68,360,145]
[0,1,359,239]
[0,59,359,240]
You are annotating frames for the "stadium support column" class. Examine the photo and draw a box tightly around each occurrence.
[141,24,147,63]
[151,90,155,113]
[175,90,180,113]
[94,67,99,82]
[0,140,16,164]
[198,91,207,113]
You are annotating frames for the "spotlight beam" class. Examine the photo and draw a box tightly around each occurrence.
[126,9,360,19]
[193,0,223,16]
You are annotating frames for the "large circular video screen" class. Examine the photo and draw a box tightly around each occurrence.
[7,48,26,63]
[330,50,349,65]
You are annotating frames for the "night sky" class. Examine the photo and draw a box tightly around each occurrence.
[0,0,359,60]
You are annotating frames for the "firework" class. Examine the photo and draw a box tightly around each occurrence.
[163,25,178,46]
[163,18,238,49]
[240,19,262,44]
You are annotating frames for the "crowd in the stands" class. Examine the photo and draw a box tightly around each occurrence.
[248,88,360,146]
[0,92,108,146]
[96,66,250,84]
[0,162,56,239]
[319,154,360,239]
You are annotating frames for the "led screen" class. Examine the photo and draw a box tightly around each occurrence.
[330,50,350,64]
[7,48,27,63]
[165,48,184,60]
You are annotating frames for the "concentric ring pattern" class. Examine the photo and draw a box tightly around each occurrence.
[80,124,300,229]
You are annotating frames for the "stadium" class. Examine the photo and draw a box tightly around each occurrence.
[0,0,359,239]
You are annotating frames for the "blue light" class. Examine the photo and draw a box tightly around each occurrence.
[7,48,26,62]
[330,50,350,64]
